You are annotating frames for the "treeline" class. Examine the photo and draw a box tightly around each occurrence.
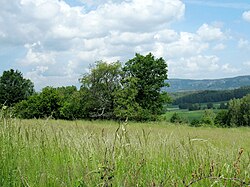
[0,53,170,121]
[170,94,250,127]
[173,87,250,105]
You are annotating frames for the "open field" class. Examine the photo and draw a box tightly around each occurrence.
[163,110,221,122]
[0,118,250,186]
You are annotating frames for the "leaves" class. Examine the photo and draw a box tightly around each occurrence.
[0,69,34,106]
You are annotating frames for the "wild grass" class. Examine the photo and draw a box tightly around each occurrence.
[0,117,249,186]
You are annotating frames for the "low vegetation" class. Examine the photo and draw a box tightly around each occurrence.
[0,116,249,186]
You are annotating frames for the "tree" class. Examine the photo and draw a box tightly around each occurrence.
[227,98,241,127]
[122,53,169,120]
[80,61,122,119]
[37,87,62,119]
[114,76,142,120]
[207,103,214,109]
[190,119,201,127]
[240,94,250,126]
[201,109,215,126]
[170,113,183,123]
[0,69,34,106]
[59,87,92,120]
[219,102,228,109]
[188,103,201,111]
[15,87,62,119]
[214,110,228,127]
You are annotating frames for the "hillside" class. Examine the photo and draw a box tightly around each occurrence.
[173,86,250,105]
[165,75,250,92]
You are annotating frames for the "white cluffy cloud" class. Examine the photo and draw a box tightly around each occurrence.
[242,10,250,22]
[238,38,250,50]
[0,0,235,89]
[0,0,187,90]
[197,23,225,41]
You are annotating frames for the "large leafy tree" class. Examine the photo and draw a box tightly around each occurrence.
[60,87,92,120]
[122,53,169,119]
[114,76,142,120]
[0,69,34,106]
[80,61,122,119]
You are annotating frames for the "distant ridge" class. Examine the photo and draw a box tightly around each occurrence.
[164,75,250,92]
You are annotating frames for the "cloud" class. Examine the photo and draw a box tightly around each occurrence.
[164,32,209,58]
[243,61,250,66]
[1,0,237,89]
[221,64,240,73]
[238,38,250,50]
[197,24,225,41]
[213,43,226,50]
[20,42,56,66]
[242,10,250,22]
[168,55,242,79]
[168,55,220,78]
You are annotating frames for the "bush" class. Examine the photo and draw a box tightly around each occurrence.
[170,113,183,123]
[214,110,229,127]
[190,119,201,127]
[15,87,62,119]
[188,103,201,111]
[201,109,215,126]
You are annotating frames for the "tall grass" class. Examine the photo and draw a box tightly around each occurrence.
[0,116,249,186]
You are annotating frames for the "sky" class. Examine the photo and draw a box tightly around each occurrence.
[0,0,250,90]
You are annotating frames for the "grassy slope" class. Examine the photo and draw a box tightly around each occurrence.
[0,118,250,186]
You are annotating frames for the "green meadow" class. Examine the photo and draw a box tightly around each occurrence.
[163,110,209,122]
[0,118,249,186]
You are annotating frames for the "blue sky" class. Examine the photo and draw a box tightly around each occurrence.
[0,0,250,90]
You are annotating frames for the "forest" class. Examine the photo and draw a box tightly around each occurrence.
[173,87,250,105]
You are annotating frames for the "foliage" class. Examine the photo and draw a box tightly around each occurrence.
[114,76,142,120]
[207,102,214,109]
[219,102,228,109]
[188,103,201,111]
[227,94,250,127]
[0,69,34,106]
[214,110,228,127]
[121,53,169,120]
[78,53,169,121]
[59,87,92,120]
[201,109,216,126]
[15,87,62,119]
[80,61,122,119]
[190,119,201,127]
[170,112,186,123]
[173,86,250,105]
[213,94,250,127]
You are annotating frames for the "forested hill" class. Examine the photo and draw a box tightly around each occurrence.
[173,86,250,105]
[165,75,250,92]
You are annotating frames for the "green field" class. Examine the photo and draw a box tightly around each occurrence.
[0,118,250,186]
[163,109,219,122]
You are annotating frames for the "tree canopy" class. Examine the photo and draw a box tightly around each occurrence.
[0,69,34,106]
[118,53,169,120]
[14,53,170,121]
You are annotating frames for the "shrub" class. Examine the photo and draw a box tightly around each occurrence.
[170,113,183,123]
[190,119,201,127]
[214,110,229,127]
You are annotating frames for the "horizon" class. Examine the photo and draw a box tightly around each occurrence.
[1,0,250,90]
